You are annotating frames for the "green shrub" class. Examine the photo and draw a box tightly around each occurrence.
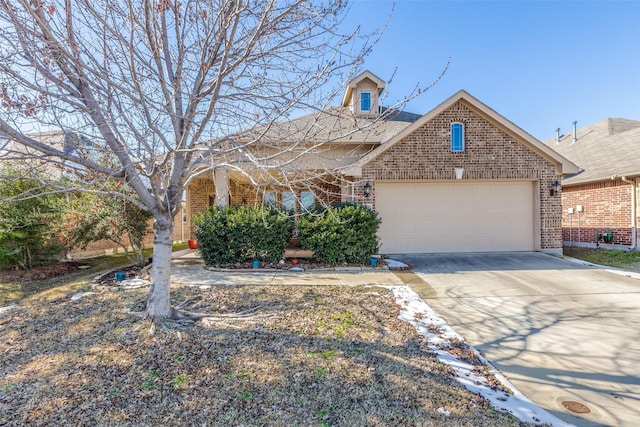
[0,175,65,269]
[58,190,152,266]
[297,203,380,263]
[194,205,293,265]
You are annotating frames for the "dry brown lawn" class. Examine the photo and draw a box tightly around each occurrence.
[0,282,528,426]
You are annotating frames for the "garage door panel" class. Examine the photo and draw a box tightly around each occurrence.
[376,182,535,253]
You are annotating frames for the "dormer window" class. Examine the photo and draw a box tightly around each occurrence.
[360,92,371,112]
[341,71,385,116]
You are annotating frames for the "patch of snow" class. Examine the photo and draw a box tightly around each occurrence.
[0,305,18,316]
[384,259,408,269]
[71,292,95,301]
[436,407,451,417]
[119,278,151,288]
[388,285,575,427]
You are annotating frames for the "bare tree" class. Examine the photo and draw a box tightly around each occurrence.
[0,0,445,323]
[0,0,380,322]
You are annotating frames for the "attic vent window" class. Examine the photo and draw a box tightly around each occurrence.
[360,92,371,112]
[451,122,465,152]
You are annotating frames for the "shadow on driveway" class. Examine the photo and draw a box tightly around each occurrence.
[388,251,640,427]
[391,251,590,273]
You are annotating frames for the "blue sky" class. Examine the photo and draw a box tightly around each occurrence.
[339,0,640,141]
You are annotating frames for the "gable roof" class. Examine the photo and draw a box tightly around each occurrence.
[542,118,640,185]
[231,106,421,146]
[345,90,579,176]
[341,70,386,107]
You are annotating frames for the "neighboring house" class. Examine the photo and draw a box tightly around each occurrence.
[187,70,578,255]
[543,119,640,250]
[1,130,81,177]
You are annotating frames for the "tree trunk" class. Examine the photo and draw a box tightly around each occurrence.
[146,215,174,321]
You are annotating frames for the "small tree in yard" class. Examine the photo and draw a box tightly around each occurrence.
[60,190,152,266]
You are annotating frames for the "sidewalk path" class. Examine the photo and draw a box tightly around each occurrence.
[170,250,405,288]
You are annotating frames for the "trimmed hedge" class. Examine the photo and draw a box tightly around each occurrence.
[297,203,381,263]
[193,205,293,265]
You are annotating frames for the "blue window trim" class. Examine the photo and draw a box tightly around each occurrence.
[360,92,371,112]
[451,122,464,152]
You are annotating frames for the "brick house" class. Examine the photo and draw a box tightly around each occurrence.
[544,119,640,250]
[186,71,578,255]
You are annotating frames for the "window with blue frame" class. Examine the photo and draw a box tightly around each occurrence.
[451,122,464,152]
[360,92,371,112]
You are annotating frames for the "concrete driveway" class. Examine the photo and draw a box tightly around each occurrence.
[391,252,640,427]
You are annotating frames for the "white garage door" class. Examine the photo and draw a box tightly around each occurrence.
[376,181,535,253]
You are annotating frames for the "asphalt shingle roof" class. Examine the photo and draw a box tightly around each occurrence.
[235,106,421,145]
[543,118,640,185]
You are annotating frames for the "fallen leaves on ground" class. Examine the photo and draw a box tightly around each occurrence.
[1,283,528,426]
[0,262,81,284]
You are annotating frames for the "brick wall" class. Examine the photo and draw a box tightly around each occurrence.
[186,177,216,239]
[561,180,634,246]
[359,100,562,250]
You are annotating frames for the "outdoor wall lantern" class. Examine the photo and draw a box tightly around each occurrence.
[550,180,561,196]
[363,181,371,198]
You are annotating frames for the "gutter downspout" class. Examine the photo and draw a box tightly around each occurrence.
[632,178,638,250]
[622,176,637,250]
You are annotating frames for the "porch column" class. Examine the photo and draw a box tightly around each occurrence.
[340,180,353,203]
[213,167,230,207]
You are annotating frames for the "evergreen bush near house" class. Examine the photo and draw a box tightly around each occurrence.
[1,162,153,269]
[194,205,293,265]
[0,174,65,269]
[297,203,381,264]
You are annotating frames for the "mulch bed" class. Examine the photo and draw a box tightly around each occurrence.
[205,259,371,271]
[0,262,81,284]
